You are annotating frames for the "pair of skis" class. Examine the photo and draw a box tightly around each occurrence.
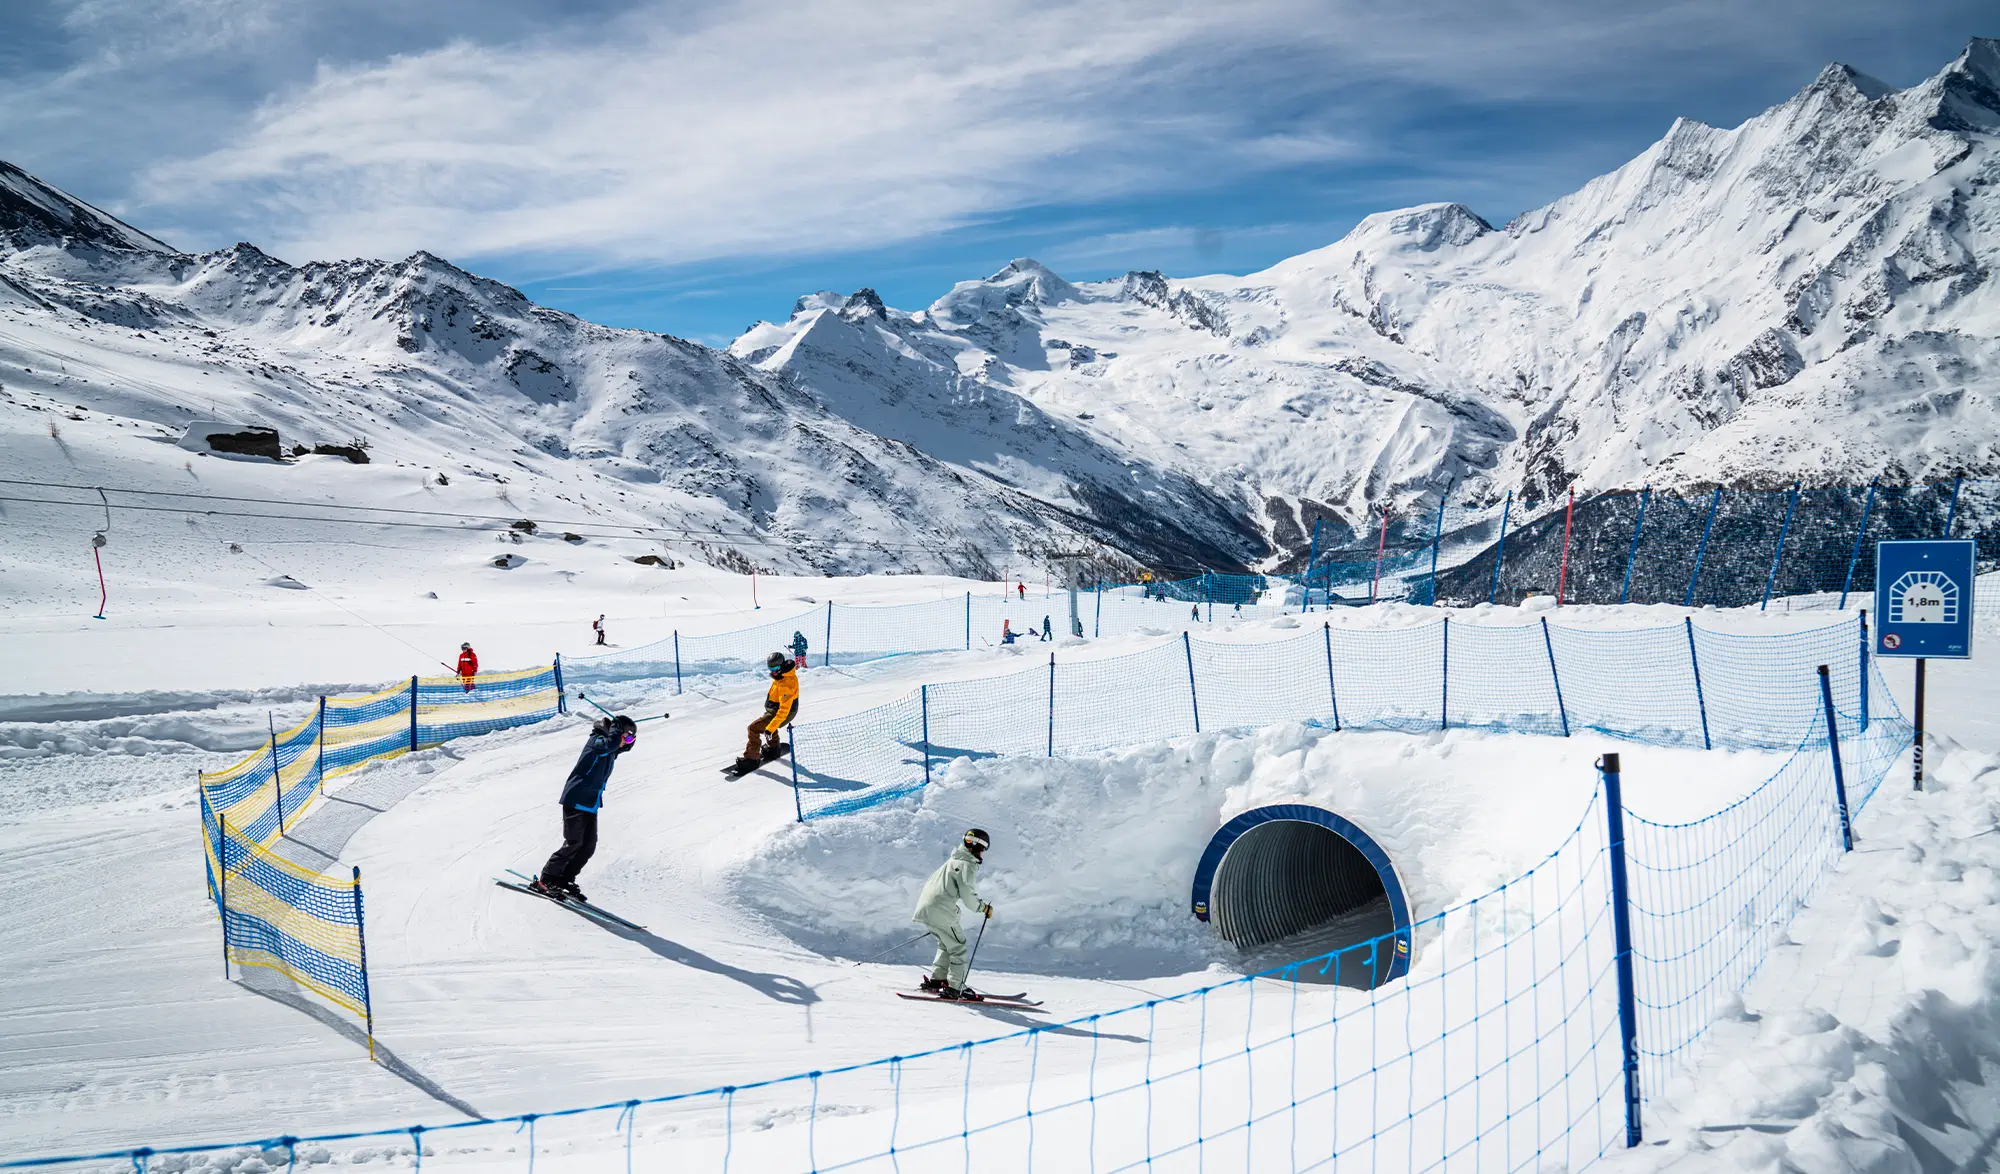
[494,869,646,931]
[896,984,1043,1010]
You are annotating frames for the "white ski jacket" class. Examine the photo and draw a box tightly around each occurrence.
[912,845,984,926]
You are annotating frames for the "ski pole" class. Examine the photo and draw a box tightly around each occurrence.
[964,906,992,982]
[852,929,934,966]
[574,692,669,722]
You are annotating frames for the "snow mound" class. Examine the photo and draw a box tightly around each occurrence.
[723,724,1787,980]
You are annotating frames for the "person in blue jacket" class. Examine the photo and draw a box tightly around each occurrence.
[534,714,637,902]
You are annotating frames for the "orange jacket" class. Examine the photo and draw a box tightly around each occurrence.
[763,667,799,731]
[457,649,479,678]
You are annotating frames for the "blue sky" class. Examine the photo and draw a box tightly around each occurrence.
[0,1,1988,344]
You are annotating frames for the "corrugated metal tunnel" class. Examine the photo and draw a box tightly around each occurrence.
[1191,804,1412,990]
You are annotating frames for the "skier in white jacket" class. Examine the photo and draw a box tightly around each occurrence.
[912,828,993,1000]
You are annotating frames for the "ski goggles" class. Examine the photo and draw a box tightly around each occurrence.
[620,732,637,747]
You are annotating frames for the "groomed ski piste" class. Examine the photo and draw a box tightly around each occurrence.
[5,567,2000,1174]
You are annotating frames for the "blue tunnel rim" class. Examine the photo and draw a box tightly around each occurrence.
[1190,803,1412,984]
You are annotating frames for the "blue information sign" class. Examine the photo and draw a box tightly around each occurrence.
[1873,540,1976,659]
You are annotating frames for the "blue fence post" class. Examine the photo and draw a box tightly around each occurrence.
[789,730,804,822]
[1838,481,1877,609]
[1323,622,1341,731]
[1684,487,1723,608]
[673,631,682,695]
[1859,610,1870,733]
[921,685,932,789]
[965,592,972,649]
[1685,618,1711,750]
[823,602,833,668]
[1183,632,1201,733]
[408,676,419,752]
[1488,491,1513,604]
[267,712,285,836]
[218,814,231,978]
[1428,485,1449,605]
[316,696,328,791]
[1619,486,1649,605]
[1944,474,1963,535]
[552,656,566,715]
[1598,752,1643,1148]
[1439,616,1450,730]
[1094,581,1102,637]
[1816,665,1854,852]
[1542,617,1570,737]
[1761,482,1800,610]
[352,865,376,1061]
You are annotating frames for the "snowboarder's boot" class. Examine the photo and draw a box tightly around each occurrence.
[731,756,761,775]
[919,976,947,993]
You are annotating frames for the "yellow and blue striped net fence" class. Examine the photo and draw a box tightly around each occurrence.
[196,665,556,1027]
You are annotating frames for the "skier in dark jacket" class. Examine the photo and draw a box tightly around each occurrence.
[534,715,637,902]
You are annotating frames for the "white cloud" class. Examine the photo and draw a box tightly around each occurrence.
[144,0,1311,266]
[12,0,1965,271]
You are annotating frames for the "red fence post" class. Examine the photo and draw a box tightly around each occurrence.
[1557,488,1576,605]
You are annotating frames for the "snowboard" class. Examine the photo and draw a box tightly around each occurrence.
[722,743,789,778]
[496,870,646,931]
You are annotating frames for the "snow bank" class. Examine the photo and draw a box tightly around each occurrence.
[725,723,1788,979]
[1612,738,2000,1172]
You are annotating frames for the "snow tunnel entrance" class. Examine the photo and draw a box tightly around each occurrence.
[1191,804,1411,990]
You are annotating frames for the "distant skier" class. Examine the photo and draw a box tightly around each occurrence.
[1190,603,1201,622]
[1001,619,1020,645]
[1017,582,1026,600]
[1233,603,1242,618]
[791,630,809,671]
[1039,615,1052,641]
[913,829,993,1000]
[593,615,607,646]
[532,714,637,903]
[457,642,479,692]
[734,652,799,775]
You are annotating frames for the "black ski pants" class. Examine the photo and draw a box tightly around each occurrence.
[541,806,599,887]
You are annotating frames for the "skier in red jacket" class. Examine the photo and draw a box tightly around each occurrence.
[457,642,478,692]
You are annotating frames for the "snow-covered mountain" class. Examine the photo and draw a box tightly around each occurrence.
[0,164,1253,588]
[3,40,1995,587]
[738,39,2000,563]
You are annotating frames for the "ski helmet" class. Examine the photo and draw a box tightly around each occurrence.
[612,715,638,735]
[767,651,791,671]
[964,828,991,854]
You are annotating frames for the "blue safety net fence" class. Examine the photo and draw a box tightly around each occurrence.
[562,593,1315,691]
[793,614,1880,819]
[17,665,1911,1174]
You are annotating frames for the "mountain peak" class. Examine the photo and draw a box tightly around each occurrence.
[984,257,1076,303]
[1917,35,2000,135]
[1952,36,2000,87]
[0,159,177,256]
[1343,203,1493,253]
[1808,61,1893,101]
